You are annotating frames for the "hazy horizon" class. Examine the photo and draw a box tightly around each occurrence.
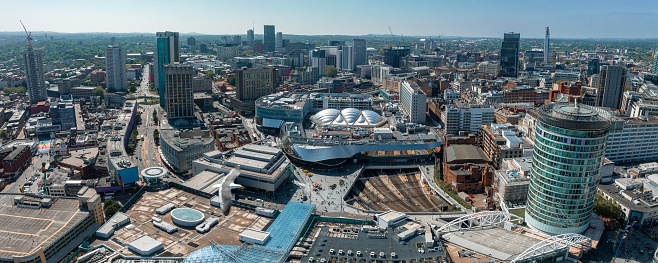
[1,0,658,38]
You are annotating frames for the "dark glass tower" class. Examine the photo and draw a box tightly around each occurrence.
[499,32,520,78]
[264,25,275,52]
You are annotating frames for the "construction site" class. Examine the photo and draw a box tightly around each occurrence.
[345,168,450,213]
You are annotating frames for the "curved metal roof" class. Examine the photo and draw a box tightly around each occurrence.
[292,141,442,162]
[311,108,386,127]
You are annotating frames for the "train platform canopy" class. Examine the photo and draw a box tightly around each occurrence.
[442,227,542,261]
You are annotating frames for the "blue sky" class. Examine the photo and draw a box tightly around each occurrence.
[1,0,657,38]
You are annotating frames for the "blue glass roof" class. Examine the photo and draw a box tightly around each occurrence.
[184,202,316,263]
[184,245,238,263]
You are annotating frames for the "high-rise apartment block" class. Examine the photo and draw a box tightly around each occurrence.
[353,39,367,67]
[500,32,520,78]
[596,65,628,109]
[105,46,127,91]
[400,81,426,123]
[23,47,47,102]
[441,105,495,135]
[236,67,276,101]
[525,103,611,234]
[163,64,194,119]
[263,25,275,52]
[187,37,196,46]
[155,31,180,107]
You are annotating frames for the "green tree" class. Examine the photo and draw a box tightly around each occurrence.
[593,192,622,219]
[41,162,46,171]
[3,86,26,95]
[228,76,236,86]
[153,129,160,145]
[0,130,7,138]
[108,87,116,93]
[205,70,216,79]
[93,86,105,97]
[103,199,123,218]
[153,110,159,124]
[126,129,139,154]
[326,66,337,77]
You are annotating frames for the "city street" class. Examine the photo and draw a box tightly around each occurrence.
[584,226,658,263]
[2,152,49,194]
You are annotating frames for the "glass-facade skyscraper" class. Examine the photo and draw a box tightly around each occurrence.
[587,59,600,77]
[499,32,520,78]
[264,25,275,52]
[155,31,180,108]
[525,103,611,235]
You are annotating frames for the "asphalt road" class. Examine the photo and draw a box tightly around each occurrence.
[3,152,49,194]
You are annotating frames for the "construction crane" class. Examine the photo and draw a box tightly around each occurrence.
[388,26,398,46]
[20,20,33,48]
[437,34,445,48]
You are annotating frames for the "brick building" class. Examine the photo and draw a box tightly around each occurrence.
[2,145,31,178]
[443,144,494,193]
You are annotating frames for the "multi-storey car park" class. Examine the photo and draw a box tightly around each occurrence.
[0,189,103,263]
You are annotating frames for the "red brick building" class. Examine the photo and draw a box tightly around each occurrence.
[547,81,582,103]
[2,145,31,178]
[443,144,494,193]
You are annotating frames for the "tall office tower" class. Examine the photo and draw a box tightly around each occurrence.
[23,47,47,102]
[276,32,283,48]
[382,46,411,68]
[235,67,276,101]
[163,64,194,119]
[155,31,180,107]
[587,59,600,77]
[263,25,275,52]
[596,65,628,109]
[652,50,658,74]
[353,39,367,67]
[187,37,196,46]
[340,46,354,71]
[544,27,551,64]
[247,29,254,47]
[233,36,242,45]
[499,32,520,78]
[105,46,127,91]
[525,103,611,234]
[310,50,327,76]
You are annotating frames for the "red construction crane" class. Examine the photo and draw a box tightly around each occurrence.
[20,20,33,48]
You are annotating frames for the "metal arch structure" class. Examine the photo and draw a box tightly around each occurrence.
[510,233,592,263]
[435,211,524,233]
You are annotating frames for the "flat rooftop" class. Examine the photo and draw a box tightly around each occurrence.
[442,227,542,261]
[0,196,90,260]
[89,187,272,258]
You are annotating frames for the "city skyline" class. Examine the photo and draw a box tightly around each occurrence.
[1,0,658,38]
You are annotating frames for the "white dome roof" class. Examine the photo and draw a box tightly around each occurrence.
[312,108,386,127]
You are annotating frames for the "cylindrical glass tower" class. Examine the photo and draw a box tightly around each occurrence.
[525,103,611,235]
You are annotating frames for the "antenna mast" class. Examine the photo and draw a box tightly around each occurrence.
[20,20,33,48]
